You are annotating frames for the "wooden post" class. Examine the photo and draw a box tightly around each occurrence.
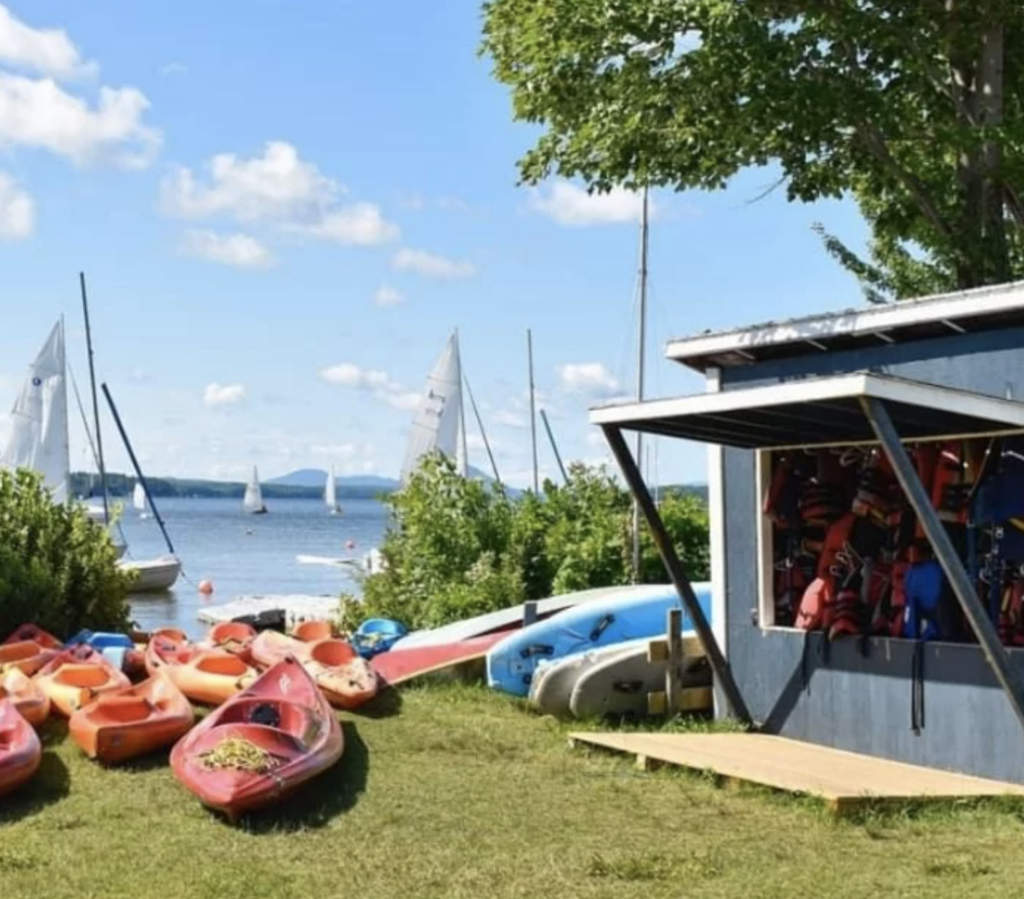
[523,600,538,627]
[666,607,683,715]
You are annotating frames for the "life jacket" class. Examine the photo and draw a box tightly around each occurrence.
[870,558,908,637]
[816,512,858,578]
[902,560,946,641]
[773,554,814,627]
[998,576,1024,647]
[828,576,866,641]
[931,441,978,524]
[764,454,804,528]
[852,448,898,528]
[973,437,1024,525]
[798,483,848,525]
[796,575,836,631]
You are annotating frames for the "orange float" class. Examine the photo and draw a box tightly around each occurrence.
[0,667,50,726]
[292,620,333,643]
[69,670,195,764]
[0,699,41,797]
[203,621,257,665]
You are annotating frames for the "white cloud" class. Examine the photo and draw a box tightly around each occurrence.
[161,141,398,245]
[319,362,420,411]
[585,430,608,449]
[529,180,653,227]
[493,409,527,429]
[557,362,622,398]
[374,285,404,307]
[203,382,246,407]
[309,442,358,459]
[0,73,160,168]
[438,195,470,212]
[161,61,187,77]
[0,171,32,238]
[392,247,476,279]
[0,4,96,80]
[179,229,275,269]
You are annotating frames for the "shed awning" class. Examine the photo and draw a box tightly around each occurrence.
[588,372,1024,451]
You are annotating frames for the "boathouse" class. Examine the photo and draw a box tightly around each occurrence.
[591,280,1024,784]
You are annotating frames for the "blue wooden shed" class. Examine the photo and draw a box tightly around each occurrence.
[591,280,1024,784]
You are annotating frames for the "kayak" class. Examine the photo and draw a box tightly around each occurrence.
[292,620,334,643]
[203,621,257,666]
[0,667,50,726]
[0,639,59,677]
[146,631,258,706]
[69,670,195,764]
[3,624,63,650]
[170,655,344,819]
[0,699,41,796]
[251,631,378,710]
[33,644,132,716]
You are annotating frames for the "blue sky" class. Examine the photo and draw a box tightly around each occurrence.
[0,1,871,488]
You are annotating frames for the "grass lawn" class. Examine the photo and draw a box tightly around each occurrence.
[3,682,1024,899]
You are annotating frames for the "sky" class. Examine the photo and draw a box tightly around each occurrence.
[0,1,872,489]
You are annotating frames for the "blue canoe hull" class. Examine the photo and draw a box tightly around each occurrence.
[486,582,713,696]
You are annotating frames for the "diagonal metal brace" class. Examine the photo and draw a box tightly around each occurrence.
[602,424,754,726]
[861,397,1024,736]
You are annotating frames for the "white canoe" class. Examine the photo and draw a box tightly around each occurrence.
[119,555,182,592]
[390,584,656,651]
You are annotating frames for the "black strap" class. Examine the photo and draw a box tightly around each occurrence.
[589,614,615,642]
[911,639,925,735]
[611,680,645,694]
[519,644,554,659]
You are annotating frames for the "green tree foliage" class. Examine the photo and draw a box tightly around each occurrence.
[0,468,134,639]
[344,452,710,631]
[480,1,1024,299]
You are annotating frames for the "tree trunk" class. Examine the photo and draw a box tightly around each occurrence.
[978,22,1009,284]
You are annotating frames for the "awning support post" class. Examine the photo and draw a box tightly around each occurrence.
[861,397,1024,735]
[601,424,754,726]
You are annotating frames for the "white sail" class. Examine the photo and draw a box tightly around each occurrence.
[0,319,70,503]
[243,465,265,513]
[132,481,147,511]
[400,331,465,485]
[325,465,340,512]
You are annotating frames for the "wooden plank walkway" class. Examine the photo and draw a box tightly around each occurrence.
[568,731,1024,814]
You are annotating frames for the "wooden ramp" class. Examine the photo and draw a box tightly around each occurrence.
[568,731,1024,814]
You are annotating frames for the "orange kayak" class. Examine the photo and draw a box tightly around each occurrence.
[146,631,258,706]
[0,639,59,677]
[202,622,257,666]
[170,655,343,819]
[292,620,334,643]
[69,670,195,764]
[33,644,132,717]
[0,667,50,727]
[4,624,63,650]
[0,699,41,796]
[251,630,378,710]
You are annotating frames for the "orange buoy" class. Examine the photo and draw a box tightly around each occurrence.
[198,580,213,595]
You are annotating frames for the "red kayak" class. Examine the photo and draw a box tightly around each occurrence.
[0,698,42,796]
[170,656,343,819]
[371,632,509,687]
[3,624,63,650]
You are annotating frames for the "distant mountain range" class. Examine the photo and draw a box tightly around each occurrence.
[267,469,399,490]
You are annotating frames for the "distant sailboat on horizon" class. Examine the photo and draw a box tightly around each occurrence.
[243,465,268,514]
[133,481,151,519]
[325,465,343,516]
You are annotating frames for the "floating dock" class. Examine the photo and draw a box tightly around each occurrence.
[197,593,340,629]
[568,731,1024,815]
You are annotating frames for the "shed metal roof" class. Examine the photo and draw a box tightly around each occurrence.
[589,372,1024,451]
[665,279,1024,374]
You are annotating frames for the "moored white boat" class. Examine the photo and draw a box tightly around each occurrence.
[118,555,182,592]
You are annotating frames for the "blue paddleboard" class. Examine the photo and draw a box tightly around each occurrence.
[485,582,712,696]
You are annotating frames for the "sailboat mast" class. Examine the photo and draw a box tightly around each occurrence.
[631,187,650,582]
[455,328,469,477]
[527,328,539,493]
[463,372,501,486]
[80,273,110,526]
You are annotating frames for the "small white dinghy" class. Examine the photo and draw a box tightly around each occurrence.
[118,554,182,592]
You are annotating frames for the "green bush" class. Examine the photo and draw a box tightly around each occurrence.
[342,451,710,632]
[0,468,134,640]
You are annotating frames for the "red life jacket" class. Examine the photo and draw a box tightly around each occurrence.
[796,575,836,631]
[999,576,1024,647]
[931,441,977,524]
[773,556,813,627]
[816,513,858,578]
[828,579,865,641]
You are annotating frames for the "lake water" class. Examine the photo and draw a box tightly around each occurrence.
[116,497,390,638]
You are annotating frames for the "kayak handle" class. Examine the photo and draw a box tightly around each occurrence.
[612,679,645,694]
[519,644,554,658]
[589,614,615,642]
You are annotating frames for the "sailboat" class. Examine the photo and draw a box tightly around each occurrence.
[132,481,151,519]
[399,329,468,485]
[325,465,343,515]
[243,465,268,514]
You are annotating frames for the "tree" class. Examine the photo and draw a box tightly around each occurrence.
[480,1,1024,299]
[0,468,134,639]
